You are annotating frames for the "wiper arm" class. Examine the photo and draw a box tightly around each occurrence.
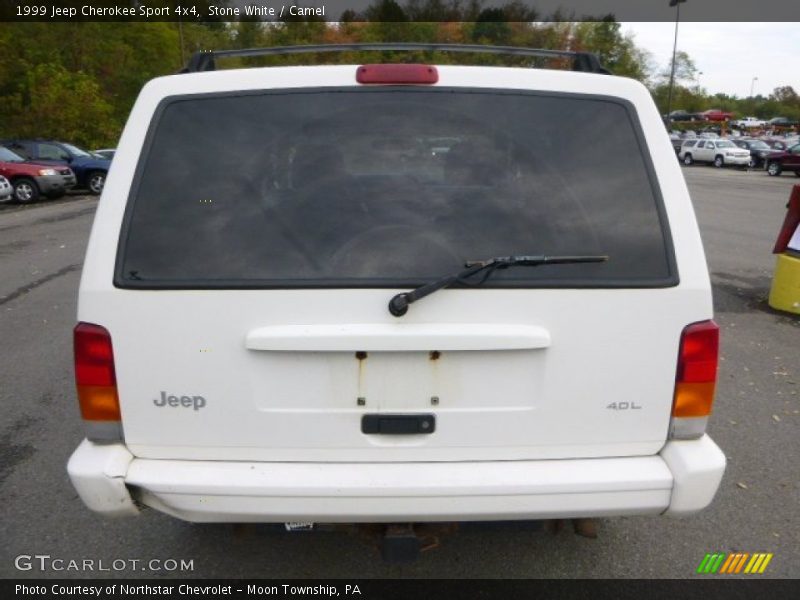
[388,254,608,317]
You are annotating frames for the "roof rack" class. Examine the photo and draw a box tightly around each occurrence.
[181,43,610,75]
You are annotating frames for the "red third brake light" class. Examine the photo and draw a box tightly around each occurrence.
[356,64,439,85]
[673,320,720,418]
[74,322,120,422]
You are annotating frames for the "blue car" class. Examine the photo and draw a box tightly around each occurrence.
[1,139,110,195]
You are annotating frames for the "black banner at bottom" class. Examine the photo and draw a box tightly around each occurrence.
[4,579,800,600]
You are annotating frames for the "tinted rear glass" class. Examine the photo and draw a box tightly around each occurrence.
[118,88,675,288]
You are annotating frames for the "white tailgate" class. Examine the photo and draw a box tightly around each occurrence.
[78,64,712,462]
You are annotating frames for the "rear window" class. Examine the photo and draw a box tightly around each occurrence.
[117,88,676,288]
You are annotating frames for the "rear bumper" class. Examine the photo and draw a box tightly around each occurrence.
[67,435,725,522]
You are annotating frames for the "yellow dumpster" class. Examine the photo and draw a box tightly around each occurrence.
[768,185,800,315]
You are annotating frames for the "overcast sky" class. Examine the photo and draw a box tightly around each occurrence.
[621,22,800,98]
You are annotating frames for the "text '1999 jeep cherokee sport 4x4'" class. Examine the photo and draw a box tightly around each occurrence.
[68,44,725,555]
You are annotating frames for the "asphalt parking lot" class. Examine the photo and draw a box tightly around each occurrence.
[0,168,797,579]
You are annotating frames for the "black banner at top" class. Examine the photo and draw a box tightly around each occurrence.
[1,0,800,22]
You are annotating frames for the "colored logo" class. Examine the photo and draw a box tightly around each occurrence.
[697,552,773,574]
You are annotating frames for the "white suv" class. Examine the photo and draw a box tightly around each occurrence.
[679,138,751,167]
[68,45,725,544]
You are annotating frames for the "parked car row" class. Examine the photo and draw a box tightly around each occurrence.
[730,116,799,130]
[0,145,75,203]
[668,129,724,153]
[674,133,800,176]
[666,124,800,174]
[664,110,798,127]
[664,109,735,122]
[0,139,114,203]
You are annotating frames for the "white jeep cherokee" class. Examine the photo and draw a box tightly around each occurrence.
[68,45,725,534]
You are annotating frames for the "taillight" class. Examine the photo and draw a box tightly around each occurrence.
[356,64,438,85]
[670,320,719,439]
[74,322,122,441]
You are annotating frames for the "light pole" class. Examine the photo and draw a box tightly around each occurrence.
[665,0,688,120]
[750,76,758,98]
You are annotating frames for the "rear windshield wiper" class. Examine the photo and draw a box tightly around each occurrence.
[388,254,608,317]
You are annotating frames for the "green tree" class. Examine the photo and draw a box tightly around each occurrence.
[2,15,795,148]
[770,86,799,106]
[659,50,698,86]
[5,63,116,148]
[572,20,651,81]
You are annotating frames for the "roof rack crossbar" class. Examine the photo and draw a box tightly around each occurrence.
[181,43,610,75]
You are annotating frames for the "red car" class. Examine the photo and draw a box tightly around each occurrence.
[699,109,735,122]
[765,143,800,176]
[0,145,76,202]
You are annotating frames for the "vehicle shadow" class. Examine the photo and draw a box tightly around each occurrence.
[712,271,799,325]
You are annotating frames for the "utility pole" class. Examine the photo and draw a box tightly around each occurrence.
[665,0,688,121]
[178,14,186,67]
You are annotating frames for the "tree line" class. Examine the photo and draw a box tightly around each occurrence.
[0,1,797,149]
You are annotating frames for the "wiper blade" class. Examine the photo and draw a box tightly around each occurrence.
[388,254,608,317]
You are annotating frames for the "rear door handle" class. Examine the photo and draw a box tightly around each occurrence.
[361,414,436,435]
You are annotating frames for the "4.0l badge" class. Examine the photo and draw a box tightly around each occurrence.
[606,402,642,410]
